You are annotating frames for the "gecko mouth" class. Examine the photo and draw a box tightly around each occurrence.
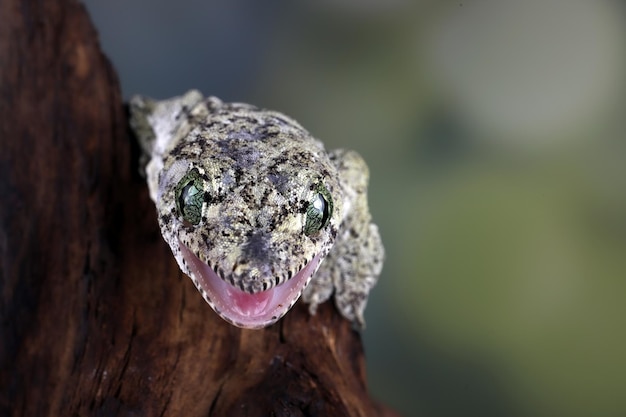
[179,241,321,329]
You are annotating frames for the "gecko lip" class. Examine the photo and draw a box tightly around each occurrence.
[179,240,321,329]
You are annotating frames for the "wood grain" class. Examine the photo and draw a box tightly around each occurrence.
[0,0,400,415]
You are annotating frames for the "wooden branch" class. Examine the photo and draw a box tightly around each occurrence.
[0,0,400,415]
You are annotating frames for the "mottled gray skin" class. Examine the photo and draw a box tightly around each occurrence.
[129,90,384,328]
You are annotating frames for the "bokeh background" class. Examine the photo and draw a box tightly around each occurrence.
[82,1,626,416]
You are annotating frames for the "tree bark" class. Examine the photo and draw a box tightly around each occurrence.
[0,0,399,416]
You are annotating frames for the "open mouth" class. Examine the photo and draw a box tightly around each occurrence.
[179,240,321,328]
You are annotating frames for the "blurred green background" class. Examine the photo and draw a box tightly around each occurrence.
[83,1,626,416]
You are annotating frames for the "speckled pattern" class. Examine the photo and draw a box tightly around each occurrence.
[129,90,384,328]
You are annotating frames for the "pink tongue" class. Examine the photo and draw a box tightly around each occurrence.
[179,238,322,328]
[227,287,274,317]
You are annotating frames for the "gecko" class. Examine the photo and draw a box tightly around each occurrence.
[129,90,384,329]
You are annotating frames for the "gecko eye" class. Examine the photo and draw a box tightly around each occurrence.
[175,168,205,225]
[304,183,333,236]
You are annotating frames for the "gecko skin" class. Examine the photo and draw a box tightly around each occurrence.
[129,90,384,329]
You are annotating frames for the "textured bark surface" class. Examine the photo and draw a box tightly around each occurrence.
[0,0,400,416]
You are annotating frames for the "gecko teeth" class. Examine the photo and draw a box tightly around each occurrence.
[180,239,321,328]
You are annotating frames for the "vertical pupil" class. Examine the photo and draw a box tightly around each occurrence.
[179,181,203,225]
[181,183,199,207]
[304,186,333,236]
[315,193,329,224]
[313,194,325,212]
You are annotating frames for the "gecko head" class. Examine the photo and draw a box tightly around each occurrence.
[157,139,342,328]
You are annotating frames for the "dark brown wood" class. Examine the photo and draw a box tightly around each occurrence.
[0,0,400,416]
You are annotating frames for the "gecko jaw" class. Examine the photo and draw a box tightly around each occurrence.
[179,240,321,329]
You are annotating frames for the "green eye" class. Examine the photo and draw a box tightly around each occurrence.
[304,183,333,236]
[175,168,205,225]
